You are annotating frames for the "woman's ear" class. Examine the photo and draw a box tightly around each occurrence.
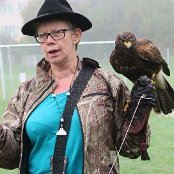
[72,28,82,44]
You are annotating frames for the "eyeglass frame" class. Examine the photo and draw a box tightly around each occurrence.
[34,28,74,43]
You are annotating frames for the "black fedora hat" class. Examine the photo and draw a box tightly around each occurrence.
[21,0,92,36]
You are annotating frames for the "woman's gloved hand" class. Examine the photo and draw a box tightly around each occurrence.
[130,76,156,107]
[125,76,156,133]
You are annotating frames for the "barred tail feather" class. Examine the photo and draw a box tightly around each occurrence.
[153,70,174,115]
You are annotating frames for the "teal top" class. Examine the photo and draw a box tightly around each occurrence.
[25,92,83,174]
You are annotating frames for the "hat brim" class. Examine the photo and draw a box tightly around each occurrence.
[21,12,92,36]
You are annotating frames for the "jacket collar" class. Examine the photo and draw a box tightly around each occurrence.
[36,58,51,83]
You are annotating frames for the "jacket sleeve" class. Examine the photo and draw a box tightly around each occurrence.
[106,73,151,159]
[0,84,26,169]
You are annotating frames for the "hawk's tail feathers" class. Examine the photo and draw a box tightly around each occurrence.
[154,73,174,115]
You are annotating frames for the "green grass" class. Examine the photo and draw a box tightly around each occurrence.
[120,113,174,174]
[0,169,18,174]
[0,59,174,173]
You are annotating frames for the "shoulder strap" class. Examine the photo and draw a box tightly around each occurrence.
[53,58,99,174]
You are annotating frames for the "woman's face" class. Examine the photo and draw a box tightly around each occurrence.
[36,19,82,66]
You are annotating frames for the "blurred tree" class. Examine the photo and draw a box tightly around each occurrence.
[121,0,174,54]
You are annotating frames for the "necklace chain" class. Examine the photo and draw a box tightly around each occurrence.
[51,57,79,135]
[52,93,67,135]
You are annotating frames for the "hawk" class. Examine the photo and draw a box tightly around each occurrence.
[110,31,174,114]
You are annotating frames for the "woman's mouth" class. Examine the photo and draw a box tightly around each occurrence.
[48,49,60,57]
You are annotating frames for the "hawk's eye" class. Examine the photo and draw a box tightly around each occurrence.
[120,36,126,41]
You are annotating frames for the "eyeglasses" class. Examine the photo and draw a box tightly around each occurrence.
[34,28,74,43]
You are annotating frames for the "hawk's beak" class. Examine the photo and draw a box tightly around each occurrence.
[124,41,132,48]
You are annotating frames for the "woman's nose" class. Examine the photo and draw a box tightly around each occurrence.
[46,34,56,44]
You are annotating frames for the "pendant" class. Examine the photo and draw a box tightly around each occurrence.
[56,128,67,136]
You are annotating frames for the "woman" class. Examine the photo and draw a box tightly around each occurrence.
[0,0,155,173]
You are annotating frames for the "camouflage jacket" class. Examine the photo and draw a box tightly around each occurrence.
[0,58,150,174]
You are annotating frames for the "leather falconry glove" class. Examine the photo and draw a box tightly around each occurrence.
[125,76,156,160]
